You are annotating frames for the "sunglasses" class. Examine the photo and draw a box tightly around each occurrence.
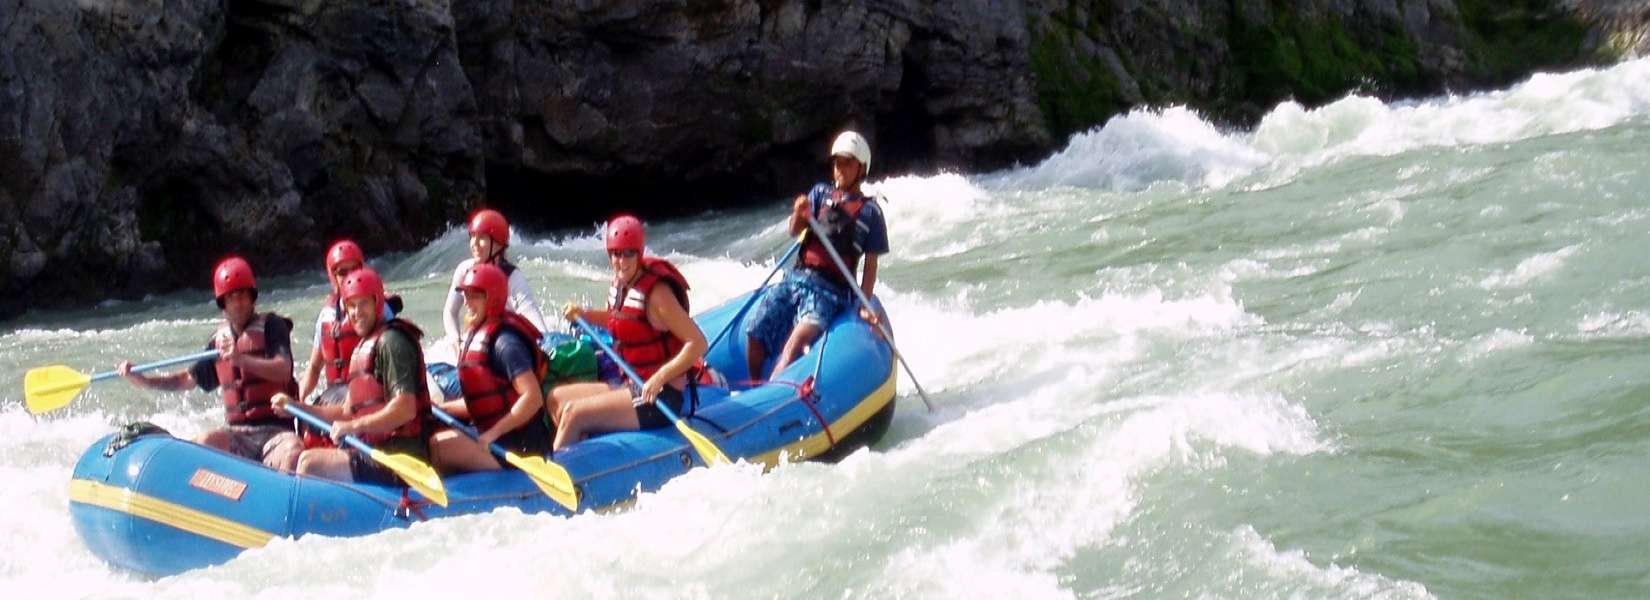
[607,249,640,258]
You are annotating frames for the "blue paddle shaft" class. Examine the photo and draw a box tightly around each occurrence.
[572,316,645,387]
[285,402,373,455]
[429,406,513,459]
[803,215,935,411]
[573,316,689,427]
[703,239,803,355]
[90,349,221,384]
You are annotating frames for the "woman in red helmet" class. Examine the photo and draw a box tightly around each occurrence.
[441,209,548,351]
[116,257,302,471]
[296,240,369,404]
[429,263,553,471]
[274,268,433,484]
[552,215,711,450]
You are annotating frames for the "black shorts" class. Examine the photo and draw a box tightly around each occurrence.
[347,436,429,486]
[495,418,553,456]
[634,382,696,430]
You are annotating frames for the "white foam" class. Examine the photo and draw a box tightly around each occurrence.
[1577,310,1650,337]
[1479,244,1583,289]
[876,284,1258,394]
[1459,328,1535,362]
[1228,526,1433,598]
[861,388,1327,596]
[991,106,1270,191]
[994,57,1650,193]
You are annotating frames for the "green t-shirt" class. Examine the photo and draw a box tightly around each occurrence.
[374,326,424,400]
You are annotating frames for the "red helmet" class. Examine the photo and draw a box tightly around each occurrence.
[468,208,510,247]
[605,214,645,252]
[326,240,365,275]
[456,263,509,318]
[340,268,386,314]
[212,257,257,305]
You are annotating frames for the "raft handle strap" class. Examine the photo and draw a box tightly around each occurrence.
[396,488,431,522]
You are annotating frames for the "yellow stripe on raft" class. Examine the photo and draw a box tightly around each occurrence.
[748,357,900,466]
[69,479,275,550]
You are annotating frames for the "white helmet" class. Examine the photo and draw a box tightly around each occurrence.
[830,131,872,176]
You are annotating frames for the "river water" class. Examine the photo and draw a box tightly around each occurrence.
[3,58,1649,598]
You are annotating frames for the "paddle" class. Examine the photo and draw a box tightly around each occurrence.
[429,406,579,511]
[284,403,449,507]
[24,350,220,415]
[703,233,806,356]
[571,316,731,466]
[804,214,935,412]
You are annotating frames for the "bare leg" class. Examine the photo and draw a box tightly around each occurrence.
[430,428,502,472]
[767,322,822,380]
[546,381,608,427]
[550,382,626,450]
[195,429,231,452]
[295,448,354,481]
[261,432,302,472]
[553,388,642,451]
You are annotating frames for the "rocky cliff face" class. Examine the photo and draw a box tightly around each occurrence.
[0,0,1638,319]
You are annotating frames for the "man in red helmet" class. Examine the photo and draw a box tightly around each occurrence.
[744,130,890,381]
[274,268,433,484]
[441,208,548,352]
[429,263,553,471]
[117,257,302,471]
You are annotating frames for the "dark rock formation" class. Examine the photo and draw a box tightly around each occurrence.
[0,0,1640,319]
[0,0,482,318]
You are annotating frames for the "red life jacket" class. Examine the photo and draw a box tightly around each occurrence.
[317,293,362,386]
[799,189,867,287]
[212,313,296,425]
[342,319,431,445]
[299,385,346,450]
[607,257,691,380]
[456,312,545,432]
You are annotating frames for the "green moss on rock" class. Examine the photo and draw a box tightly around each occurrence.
[1228,11,1425,107]
[1029,16,1128,140]
[1455,0,1608,83]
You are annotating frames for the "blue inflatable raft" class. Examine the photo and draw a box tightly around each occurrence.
[67,291,898,576]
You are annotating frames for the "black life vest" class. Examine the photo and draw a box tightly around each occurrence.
[799,187,868,288]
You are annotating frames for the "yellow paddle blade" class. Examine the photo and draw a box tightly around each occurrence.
[24,365,92,415]
[502,452,579,511]
[368,449,449,507]
[675,421,731,466]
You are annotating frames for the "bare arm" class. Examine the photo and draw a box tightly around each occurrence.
[118,364,196,392]
[436,398,470,419]
[564,302,612,326]
[641,285,707,399]
[333,390,417,440]
[787,194,809,235]
[297,345,324,402]
[860,254,879,298]
[233,352,293,387]
[479,371,545,446]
